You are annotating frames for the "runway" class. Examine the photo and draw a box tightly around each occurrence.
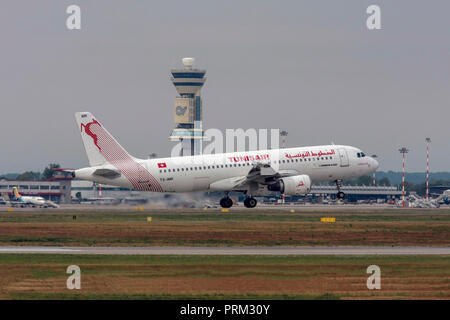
[0,246,449,255]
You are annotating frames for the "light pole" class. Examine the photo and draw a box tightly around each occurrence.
[280,130,288,204]
[399,147,409,208]
[425,138,431,200]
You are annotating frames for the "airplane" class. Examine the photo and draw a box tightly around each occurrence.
[12,187,59,208]
[73,112,379,208]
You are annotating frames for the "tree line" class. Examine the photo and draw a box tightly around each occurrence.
[0,164,60,181]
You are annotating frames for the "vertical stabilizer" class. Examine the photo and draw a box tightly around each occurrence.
[13,187,21,199]
[75,112,136,167]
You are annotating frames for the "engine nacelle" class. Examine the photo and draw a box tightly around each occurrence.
[267,175,311,195]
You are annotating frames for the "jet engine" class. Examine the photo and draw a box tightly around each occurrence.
[267,175,311,195]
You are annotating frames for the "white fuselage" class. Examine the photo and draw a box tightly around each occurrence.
[75,145,379,193]
[19,196,47,206]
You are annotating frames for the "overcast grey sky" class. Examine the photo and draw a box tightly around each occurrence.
[0,0,449,173]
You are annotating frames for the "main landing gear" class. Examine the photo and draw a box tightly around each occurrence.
[219,193,257,208]
[335,179,345,199]
[244,197,257,208]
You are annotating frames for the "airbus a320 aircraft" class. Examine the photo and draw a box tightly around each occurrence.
[73,112,379,208]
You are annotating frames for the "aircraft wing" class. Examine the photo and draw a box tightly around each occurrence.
[209,163,300,191]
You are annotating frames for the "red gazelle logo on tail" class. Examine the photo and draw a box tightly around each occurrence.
[81,119,102,151]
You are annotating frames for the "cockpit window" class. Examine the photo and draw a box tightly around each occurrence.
[357,152,366,158]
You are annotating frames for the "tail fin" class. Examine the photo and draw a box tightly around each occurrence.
[13,187,21,199]
[75,112,136,167]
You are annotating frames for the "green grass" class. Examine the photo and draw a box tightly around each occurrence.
[1,253,449,268]
[9,292,342,300]
[1,209,450,224]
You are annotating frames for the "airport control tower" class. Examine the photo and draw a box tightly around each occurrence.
[169,57,206,156]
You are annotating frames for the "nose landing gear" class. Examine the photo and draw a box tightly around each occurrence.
[335,180,345,199]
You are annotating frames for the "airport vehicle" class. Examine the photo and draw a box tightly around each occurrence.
[436,190,450,205]
[73,112,379,208]
[12,187,59,208]
[396,193,441,208]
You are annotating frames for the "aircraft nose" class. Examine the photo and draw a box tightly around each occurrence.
[371,157,379,170]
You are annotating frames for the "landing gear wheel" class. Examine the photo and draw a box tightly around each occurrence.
[244,197,257,208]
[220,197,233,208]
[335,179,345,199]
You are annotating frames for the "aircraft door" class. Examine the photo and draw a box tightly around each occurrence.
[138,164,150,183]
[338,148,349,167]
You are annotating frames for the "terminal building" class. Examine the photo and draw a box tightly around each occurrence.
[309,185,402,202]
[0,169,72,204]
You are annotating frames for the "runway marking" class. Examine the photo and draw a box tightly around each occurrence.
[0,246,449,255]
[0,248,80,253]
